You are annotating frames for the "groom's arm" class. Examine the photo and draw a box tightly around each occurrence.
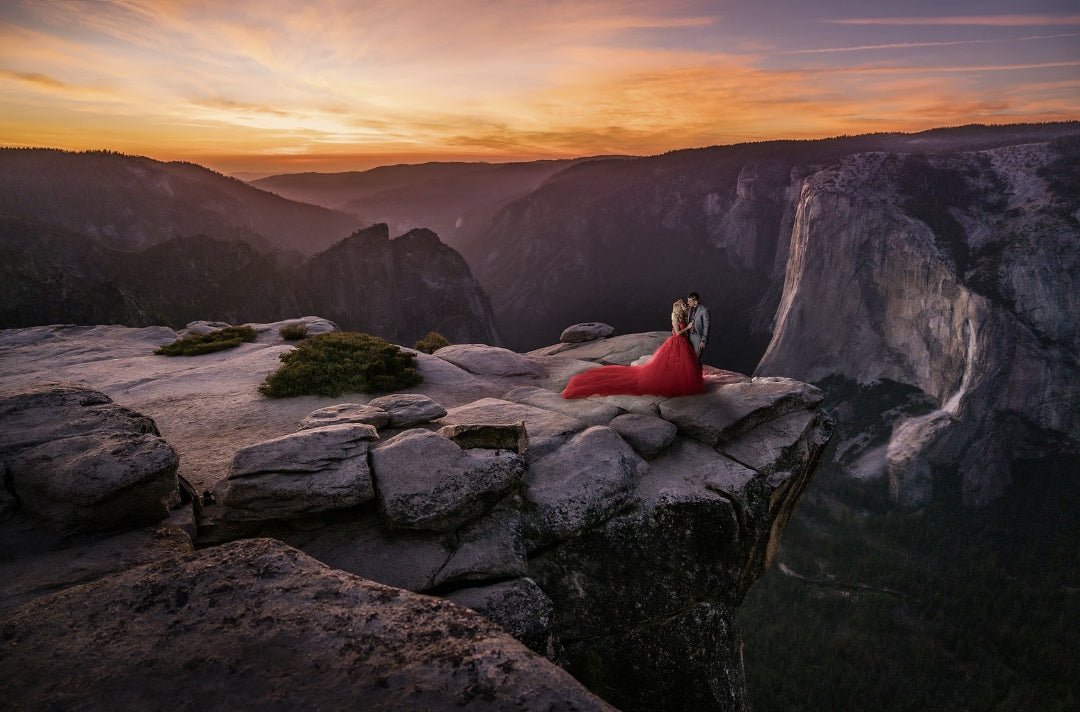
[700,308,711,347]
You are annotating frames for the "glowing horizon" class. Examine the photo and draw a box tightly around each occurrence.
[1,1,1077,176]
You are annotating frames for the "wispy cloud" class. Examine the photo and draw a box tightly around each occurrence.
[1,0,1077,173]
[0,68,67,89]
[785,33,1080,55]
[829,14,1080,26]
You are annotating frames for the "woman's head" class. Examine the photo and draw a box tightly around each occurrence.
[672,298,687,316]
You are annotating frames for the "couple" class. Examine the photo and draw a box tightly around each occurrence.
[562,292,710,399]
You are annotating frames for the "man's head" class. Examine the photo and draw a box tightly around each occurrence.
[687,292,700,307]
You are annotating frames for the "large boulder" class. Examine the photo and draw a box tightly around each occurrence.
[222,424,378,521]
[522,426,646,548]
[0,383,179,534]
[560,322,615,343]
[434,344,546,378]
[503,385,622,426]
[608,412,678,459]
[366,393,447,427]
[371,429,525,531]
[529,409,833,712]
[0,538,616,712]
[297,403,390,430]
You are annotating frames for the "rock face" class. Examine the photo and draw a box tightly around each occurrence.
[755,145,1080,506]
[0,538,616,712]
[0,383,180,534]
[0,321,830,712]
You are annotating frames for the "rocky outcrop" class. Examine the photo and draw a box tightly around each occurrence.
[187,333,831,711]
[0,321,830,712]
[756,144,1080,506]
[0,538,615,712]
[560,322,616,343]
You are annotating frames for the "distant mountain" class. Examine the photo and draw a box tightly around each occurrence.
[0,149,360,255]
[251,158,613,252]
[300,223,499,346]
[0,216,498,344]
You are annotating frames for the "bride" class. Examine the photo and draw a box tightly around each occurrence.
[561,298,706,399]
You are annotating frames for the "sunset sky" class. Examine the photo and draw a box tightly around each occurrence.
[1,0,1078,176]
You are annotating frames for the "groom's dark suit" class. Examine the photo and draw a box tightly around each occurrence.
[688,303,710,363]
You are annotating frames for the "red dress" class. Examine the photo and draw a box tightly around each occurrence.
[561,327,705,399]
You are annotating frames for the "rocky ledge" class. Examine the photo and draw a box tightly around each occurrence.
[0,319,831,712]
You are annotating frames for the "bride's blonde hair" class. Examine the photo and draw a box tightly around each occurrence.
[671,298,688,321]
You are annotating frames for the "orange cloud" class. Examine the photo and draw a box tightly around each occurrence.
[1,1,1077,174]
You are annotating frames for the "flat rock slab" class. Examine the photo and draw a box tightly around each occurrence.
[503,385,623,426]
[609,412,678,459]
[297,403,390,430]
[434,344,546,378]
[560,322,615,343]
[659,377,824,446]
[372,429,525,532]
[438,398,587,461]
[367,393,447,427]
[530,332,668,365]
[0,538,615,712]
[223,424,378,521]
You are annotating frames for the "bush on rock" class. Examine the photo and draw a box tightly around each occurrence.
[259,332,423,398]
[155,326,257,356]
[278,322,310,341]
[414,331,451,354]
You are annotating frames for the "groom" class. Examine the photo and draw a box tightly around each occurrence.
[686,292,710,365]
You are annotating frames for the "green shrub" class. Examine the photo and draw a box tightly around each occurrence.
[155,325,257,356]
[278,322,309,341]
[259,331,423,398]
[414,331,451,354]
